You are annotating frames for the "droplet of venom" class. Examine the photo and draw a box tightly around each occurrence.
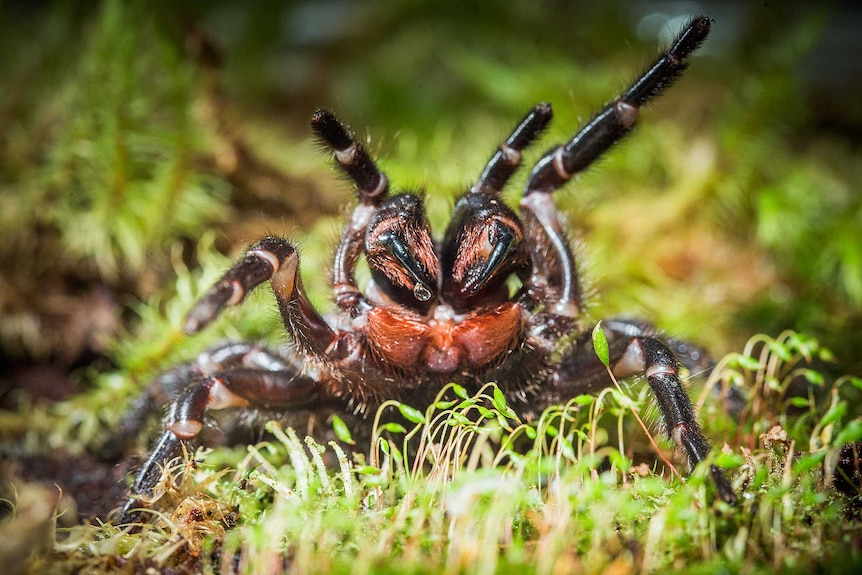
[413,282,432,302]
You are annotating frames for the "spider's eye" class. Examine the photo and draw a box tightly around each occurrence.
[365,194,439,308]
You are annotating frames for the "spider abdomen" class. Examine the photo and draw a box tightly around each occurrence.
[365,302,522,373]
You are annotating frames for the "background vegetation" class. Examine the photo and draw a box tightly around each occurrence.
[0,0,860,573]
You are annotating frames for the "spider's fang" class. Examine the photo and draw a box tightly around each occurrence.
[378,231,435,301]
[463,227,516,296]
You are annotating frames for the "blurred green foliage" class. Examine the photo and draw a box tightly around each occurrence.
[0,0,229,362]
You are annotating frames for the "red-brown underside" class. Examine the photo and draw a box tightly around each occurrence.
[366,302,522,373]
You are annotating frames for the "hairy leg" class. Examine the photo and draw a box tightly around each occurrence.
[554,319,736,504]
[118,365,323,525]
[520,17,711,326]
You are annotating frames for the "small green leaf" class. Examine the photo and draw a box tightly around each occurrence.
[802,369,825,386]
[608,449,631,471]
[573,395,596,406]
[713,452,745,469]
[592,322,610,367]
[524,426,537,440]
[451,384,469,399]
[492,386,508,412]
[788,396,810,409]
[388,442,403,463]
[835,419,862,445]
[726,353,763,371]
[818,347,836,362]
[381,422,407,434]
[766,339,792,361]
[557,434,576,460]
[476,405,494,420]
[793,451,826,474]
[820,403,847,428]
[397,403,425,424]
[331,415,355,445]
[447,412,471,426]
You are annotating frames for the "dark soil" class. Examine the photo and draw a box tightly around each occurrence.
[5,451,133,521]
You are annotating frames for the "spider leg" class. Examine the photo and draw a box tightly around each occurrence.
[184,237,292,332]
[97,342,296,461]
[312,109,390,314]
[473,103,553,196]
[601,317,746,417]
[554,320,737,504]
[439,105,552,309]
[118,367,323,525]
[598,317,714,376]
[519,16,711,323]
[184,236,347,358]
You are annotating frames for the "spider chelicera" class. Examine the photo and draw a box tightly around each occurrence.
[115,15,735,523]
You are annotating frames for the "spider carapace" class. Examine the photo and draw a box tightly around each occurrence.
[115,15,736,523]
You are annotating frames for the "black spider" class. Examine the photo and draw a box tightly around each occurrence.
[114,15,735,523]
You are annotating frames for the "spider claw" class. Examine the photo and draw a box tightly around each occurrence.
[115,498,144,530]
[710,464,738,506]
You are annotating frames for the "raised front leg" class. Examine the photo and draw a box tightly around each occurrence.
[519,16,711,324]
[473,103,552,196]
[312,109,390,315]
